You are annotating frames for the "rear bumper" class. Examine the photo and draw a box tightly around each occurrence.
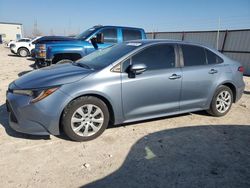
[235,82,245,102]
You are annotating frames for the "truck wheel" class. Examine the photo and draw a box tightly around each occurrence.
[207,85,233,117]
[18,48,29,57]
[56,59,73,64]
[62,96,110,141]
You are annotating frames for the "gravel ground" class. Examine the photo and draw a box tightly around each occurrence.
[0,45,249,188]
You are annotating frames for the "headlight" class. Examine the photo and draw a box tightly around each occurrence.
[13,87,59,103]
[38,44,46,50]
[38,50,46,58]
[31,87,58,103]
[37,44,46,58]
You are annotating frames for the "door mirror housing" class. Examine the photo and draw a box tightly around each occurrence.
[129,64,147,78]
[90,33,104,49]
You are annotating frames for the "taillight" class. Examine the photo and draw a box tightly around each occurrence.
[238,66,244,73]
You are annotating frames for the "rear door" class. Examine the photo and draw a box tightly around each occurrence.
[121,43,182,121]
[180,44,223,111]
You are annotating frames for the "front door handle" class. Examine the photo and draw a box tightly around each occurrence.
[209,69,218,74]
[169,74,182,80]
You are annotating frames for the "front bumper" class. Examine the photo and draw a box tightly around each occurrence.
[6,88,72,135]
[10,48,17,54]
[35,58,52,68]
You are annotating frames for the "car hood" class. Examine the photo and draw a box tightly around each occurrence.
[44,39,84,47]
[33,36,76,44]
[14,63,93,89]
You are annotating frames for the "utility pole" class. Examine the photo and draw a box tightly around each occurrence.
[216,17,221,50]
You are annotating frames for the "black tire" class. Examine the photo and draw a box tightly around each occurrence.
[62,96,110,141]
[207,85,233,117]
[18,47,29,57]
[56,59,73,64]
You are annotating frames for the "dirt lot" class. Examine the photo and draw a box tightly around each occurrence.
[0,45,249,188]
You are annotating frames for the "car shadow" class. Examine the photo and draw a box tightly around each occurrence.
[26,57,35,61]
[244,90,250,95]
[0,103,50,140]
[8,54,19,57]
[82,124,250,188]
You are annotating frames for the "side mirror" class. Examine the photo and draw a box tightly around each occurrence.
[129,64,147,78]
[96,33,104,44]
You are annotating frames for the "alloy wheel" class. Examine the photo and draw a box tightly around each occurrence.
[71,104,104,137]
[215,90,232,114]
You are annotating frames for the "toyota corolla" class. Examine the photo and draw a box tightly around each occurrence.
[6,40,245,141]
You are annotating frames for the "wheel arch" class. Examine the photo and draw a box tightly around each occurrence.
[220,82,237,103]
[52,53,82,64]
[59,93,115,133]
[18,47,30,55]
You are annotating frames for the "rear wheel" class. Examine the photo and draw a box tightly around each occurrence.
[62,96,110,141]
[18,48,29,57]
[207,85,233,117]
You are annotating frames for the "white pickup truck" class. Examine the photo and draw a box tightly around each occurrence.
[10,37,41,57]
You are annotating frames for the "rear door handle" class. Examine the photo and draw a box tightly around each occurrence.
[169,74,182,80]
[209,69,218,74]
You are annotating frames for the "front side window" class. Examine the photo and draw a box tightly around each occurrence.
[131,44,175,71]
[99,28,117,43]
[182,45,207,66]
[122,29,142,41]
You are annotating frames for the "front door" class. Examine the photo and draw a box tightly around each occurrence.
[121,44,182,122]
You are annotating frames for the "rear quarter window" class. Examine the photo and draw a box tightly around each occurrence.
[122,29,142,41]
[205,49,223,64]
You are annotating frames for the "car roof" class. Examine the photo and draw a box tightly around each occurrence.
[94,25,145,31]
[129,39,217,51]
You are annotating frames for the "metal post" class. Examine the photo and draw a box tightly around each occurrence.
[216,17,221,50]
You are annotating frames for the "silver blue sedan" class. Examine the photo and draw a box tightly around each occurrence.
[6,40,245,141]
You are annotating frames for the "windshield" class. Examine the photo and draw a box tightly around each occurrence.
[76,42,142,69]
[75,27,98,40]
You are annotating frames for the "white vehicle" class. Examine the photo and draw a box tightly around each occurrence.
[7,38,31,48]
[10,37,41,57]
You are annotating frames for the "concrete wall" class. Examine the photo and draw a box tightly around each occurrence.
[0,22,23,42]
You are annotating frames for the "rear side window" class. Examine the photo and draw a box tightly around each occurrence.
[100,28,117,43]
[205,49,223,64]
[122,29,142,41]
[182,45,206,66]
[132,44,175,70]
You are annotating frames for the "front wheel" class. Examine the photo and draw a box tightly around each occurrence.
[18,48,29,57]
[207,85,233,117]
[62,96,110,141]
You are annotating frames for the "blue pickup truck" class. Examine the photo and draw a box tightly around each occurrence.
[35,25,146,68]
